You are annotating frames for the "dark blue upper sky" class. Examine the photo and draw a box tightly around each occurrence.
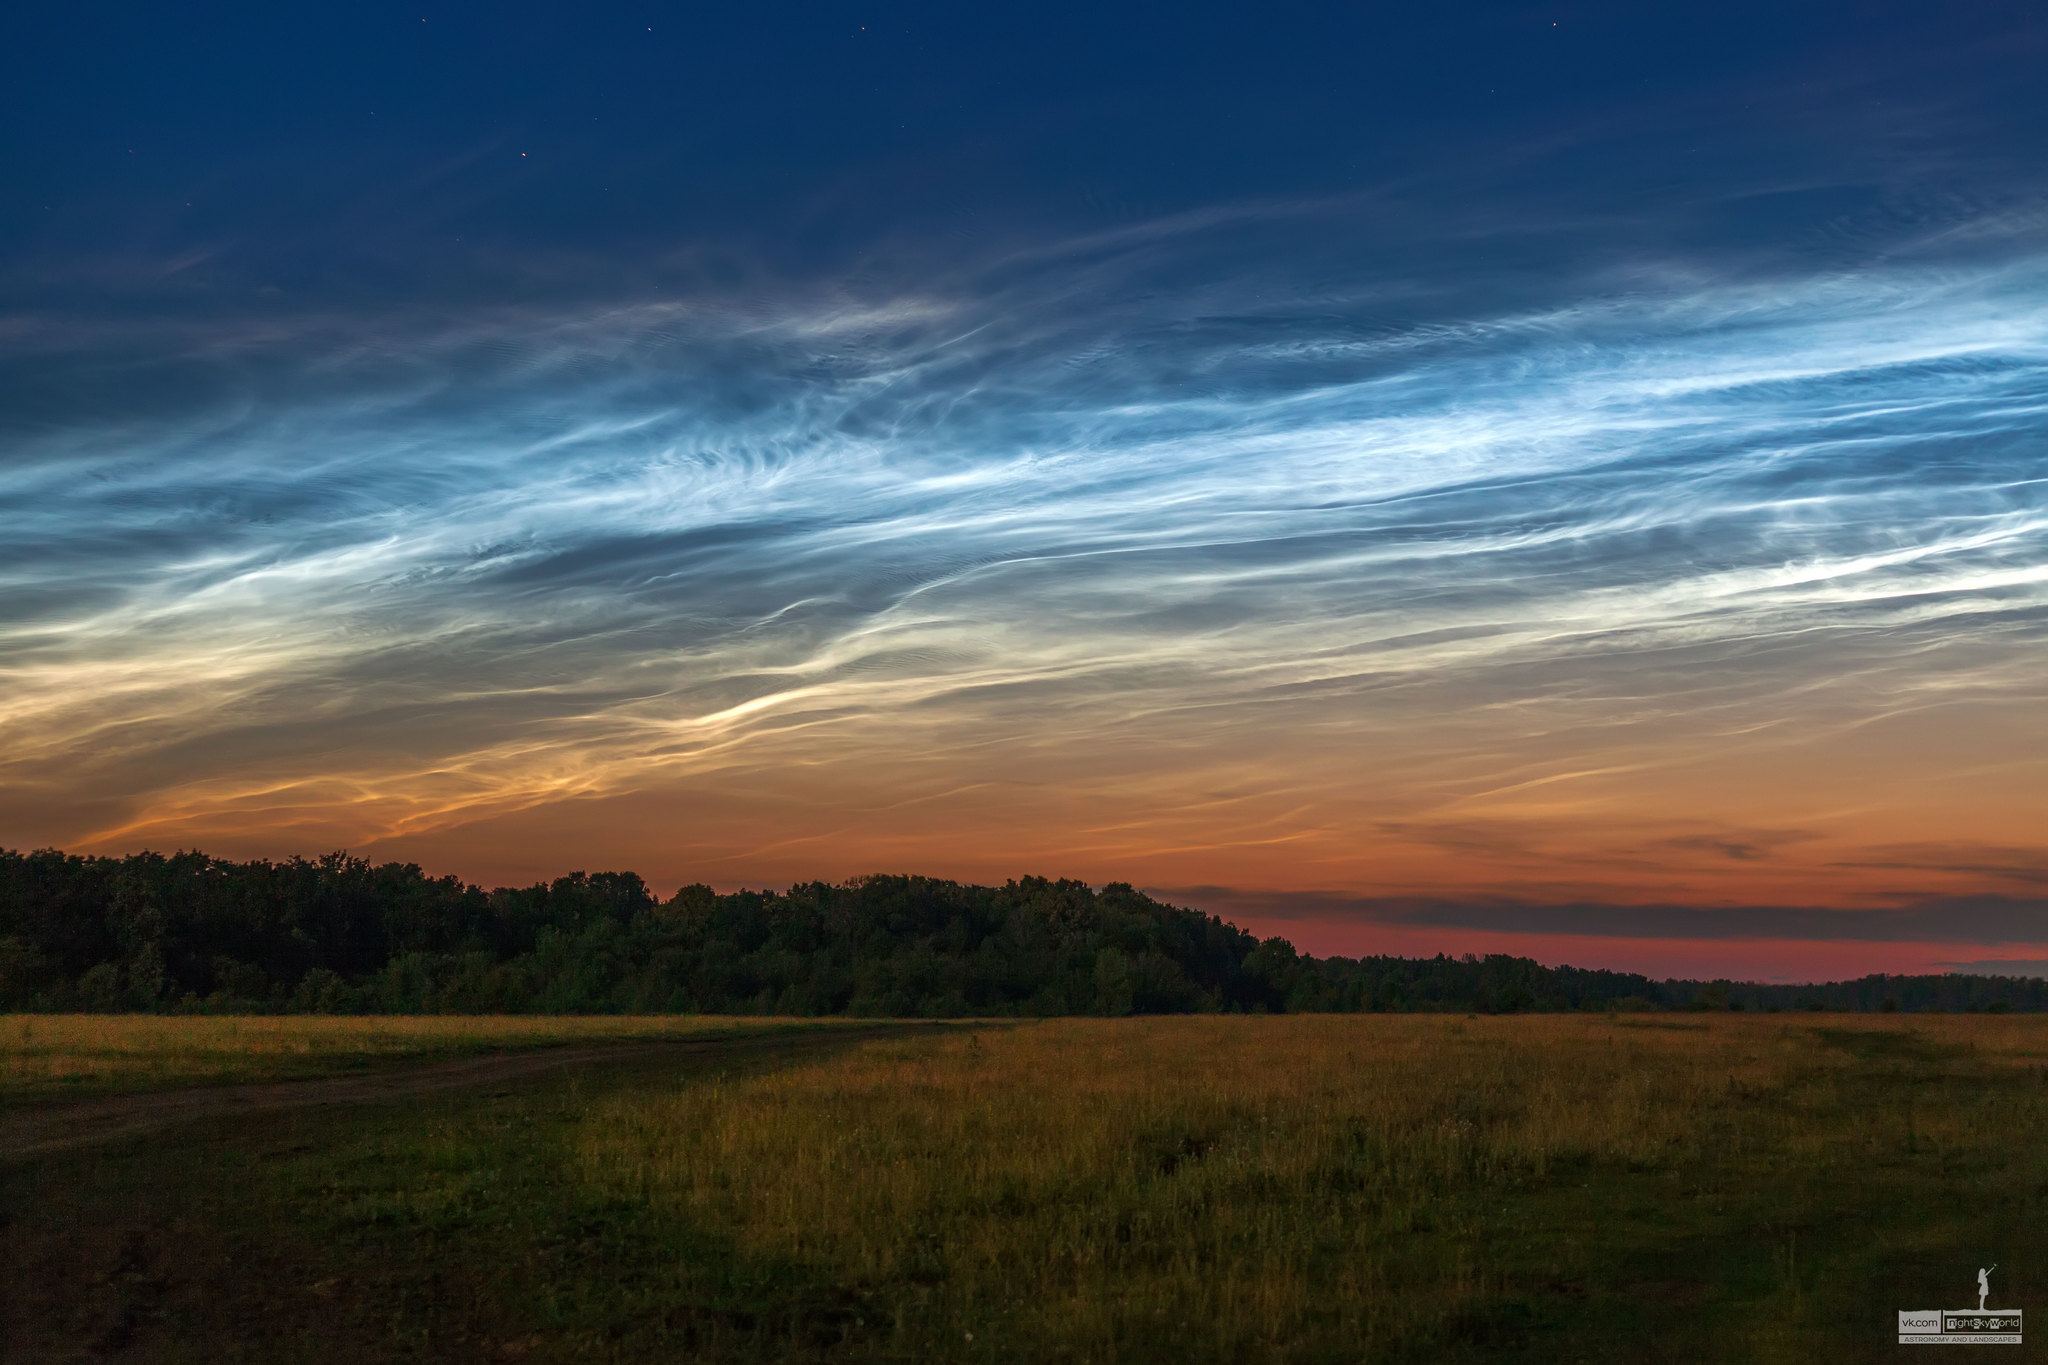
[6,1,2043,300]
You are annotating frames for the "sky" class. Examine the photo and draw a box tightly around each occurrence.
[3,2,2046,980]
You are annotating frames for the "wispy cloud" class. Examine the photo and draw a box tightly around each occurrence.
[3,207,2045,905]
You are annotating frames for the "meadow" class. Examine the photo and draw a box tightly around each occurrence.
[7,1013,2048,1362]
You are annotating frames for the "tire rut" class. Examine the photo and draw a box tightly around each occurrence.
[1,1025,911,1160]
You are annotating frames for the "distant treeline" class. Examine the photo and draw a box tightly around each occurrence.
[2,848,2043,1015]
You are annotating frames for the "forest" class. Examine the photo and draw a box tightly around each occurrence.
[3,847,2042,1015]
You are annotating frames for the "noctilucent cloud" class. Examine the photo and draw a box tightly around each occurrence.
[4,2,2045,977]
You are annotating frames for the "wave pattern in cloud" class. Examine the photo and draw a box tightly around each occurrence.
[4,227,2046,913]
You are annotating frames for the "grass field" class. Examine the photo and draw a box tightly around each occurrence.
[7,1013,2048,1362]
[0,1014,827,1101]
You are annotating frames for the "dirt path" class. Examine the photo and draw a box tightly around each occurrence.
[0,1026,904,1161]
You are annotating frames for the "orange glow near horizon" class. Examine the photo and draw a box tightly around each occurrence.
[33,641,2046,981]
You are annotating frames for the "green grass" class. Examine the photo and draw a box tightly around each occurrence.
[7,1015,2048,1362]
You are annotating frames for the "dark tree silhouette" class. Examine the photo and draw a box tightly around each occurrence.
[3,848,2042,1016]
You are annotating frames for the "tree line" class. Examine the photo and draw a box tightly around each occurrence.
[2,847,2042,1015]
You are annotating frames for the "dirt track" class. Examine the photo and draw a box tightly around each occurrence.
[0,1026,901,1161]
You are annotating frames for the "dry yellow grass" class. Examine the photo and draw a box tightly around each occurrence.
[0,1013,825,1100]
[577,1013,2048,1361]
